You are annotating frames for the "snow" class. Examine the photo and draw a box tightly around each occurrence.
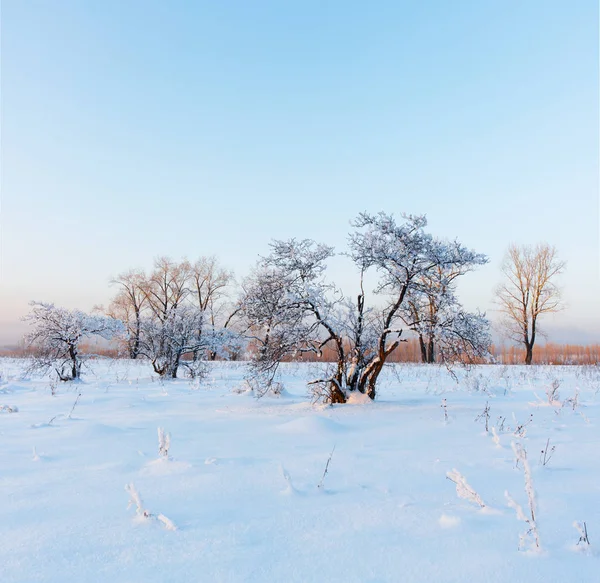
[1,359,598,582]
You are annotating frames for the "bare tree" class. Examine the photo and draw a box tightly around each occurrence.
[190,256,234,360]
[135,258,196,377]
[400,252,488,364]
[120,257,242,378]
[108,270,147,359]
[142,257,193,322]
[138,304,206,378]
[495,243,565,365]
[24,302,123,381]
[191,256,232,316]
[105,257,237,366]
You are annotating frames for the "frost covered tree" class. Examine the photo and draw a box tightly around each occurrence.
[142,257,193,322]
[241,213,490,402]
[495,243,565,365]
[138,304,208,378]
[190,256,235,360]
[104,256,241,377]
[343,212,489,398]
[240,241,338,396]
[137,258,202,377]
[118,257,242,378]
[24,302,123,381]
[107,270,147,359]
[400,255,489,364]
[191,256,233,322]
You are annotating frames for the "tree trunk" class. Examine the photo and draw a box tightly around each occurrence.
[329,358,347,403]
[427,337,435,364]
[526,319,537,366]
[170,353,180,378]
[69,345,79,380]
[132,321,140,359]
[365,360,383,400]
[127,310,141,359]
[419,335,427,363]
[329,384,347,403]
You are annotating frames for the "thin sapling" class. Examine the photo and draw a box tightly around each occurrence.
[475,401,490,432]
[318,446,336,489]
[539,438,556,467]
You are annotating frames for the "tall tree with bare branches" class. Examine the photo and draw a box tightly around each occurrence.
[241,213,490,402]
[400,252,488,363]
[108,270,147,359]
[190,257,235,360]
[495,243,566,365]
[104,257,240,377]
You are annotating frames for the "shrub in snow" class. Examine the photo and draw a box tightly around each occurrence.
[126,483,151,519]
[495,365,513,395]
[158,427,171,459]
[491,427,501,447]
[506,442,540,551]
[496,416,506,432]
[464,372,491,395]
[539,438,555,467]
[574,521,590,548]
[446,469,486,508]
[48,378,58,396]
[511,413,533,438]
[125,483,176,530]
[474,401,490,432]
[546,378,561,405]
[562,387,580,412]
[441,398,448,423]
[157,514,177,531]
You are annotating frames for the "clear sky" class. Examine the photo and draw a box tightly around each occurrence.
[1,1,598,345]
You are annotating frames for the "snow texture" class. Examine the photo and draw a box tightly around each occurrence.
[0,359,598,582]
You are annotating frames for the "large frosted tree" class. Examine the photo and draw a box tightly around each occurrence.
[241,212,490,402]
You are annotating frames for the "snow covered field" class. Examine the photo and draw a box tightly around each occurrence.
[1,359,599,582]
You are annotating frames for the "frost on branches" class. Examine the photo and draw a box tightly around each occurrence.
[446,468,486,508]
[240,212,490,403]
[23,302,123,381]
[106,257,244,379]
[506,442,540,551]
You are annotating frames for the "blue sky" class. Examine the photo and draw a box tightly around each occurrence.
[1,1,598,344]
